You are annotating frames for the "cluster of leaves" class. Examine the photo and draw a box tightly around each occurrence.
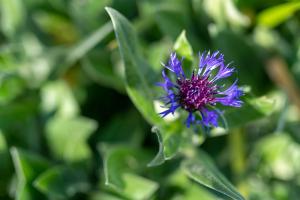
[1,0,300,200]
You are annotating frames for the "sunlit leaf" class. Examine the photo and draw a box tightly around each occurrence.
[203,0,250,29]
[173,30,193,61]
[46,116,97,162]
[15,33,67,87]
[0,131,6,151]
[254,133,300,180]
[41,81,79,118]
[257,2,300,28]
[0,0,25,38]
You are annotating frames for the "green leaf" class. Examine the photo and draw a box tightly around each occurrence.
[93,110,145,145]
[257,2,300,28]
[69,0,111,33]
[210,29,267,94]
[10,147,50,200]
[89,192,124,200]
[149,124,202,165]
[0,96,41,151]
[0,130,7,151]
[171,185,216,200]
[147,127,165,167]
[149,1,190,39]
[118,173,158,200]
[168,170,216,200]
[41,81,79,118]
[203,0,249,29]
[224,96,275,128]
[106,7,161,125]
[0,134,13,197]
[106,7,198,162]
[254,133,300,180]
[0,74,25,105]
[52,22,113,77]
[0,0,25,38]
[0,151,13,197]
[173,30,193,61]
[34,166,90,199]
[160,125,185,160]
[81,51,125,93]
[46,116,97,162]
[100,145,147,189]
[182,150,245,200]
[149,125,182,165]
[65,22,113,67]
[16,33,67,87]
[100,144,158,200]
[146,39,172,73]
[32,11,78,44]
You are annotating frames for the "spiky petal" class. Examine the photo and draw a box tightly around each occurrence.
[157,51,243,128]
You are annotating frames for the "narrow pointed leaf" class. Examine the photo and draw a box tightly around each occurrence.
[182,150,245,200]
[105,7,160,125]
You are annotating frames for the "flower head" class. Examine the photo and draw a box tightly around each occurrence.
[157,51,243,128]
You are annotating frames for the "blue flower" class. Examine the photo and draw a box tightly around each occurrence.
[157,51,243,128]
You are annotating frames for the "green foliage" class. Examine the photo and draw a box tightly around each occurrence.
[34,166,90,199]
[106,7,160,125]
[173,30,194,61]
[182,150,244,200]
[257,2,300,28]
[100,144,158,199]
[46,116,97,162]
[225,96,275,128]
[11,148,50,200]
[0,0,26,38]
[1,0,300,199]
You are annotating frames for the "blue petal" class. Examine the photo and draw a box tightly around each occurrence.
[157,69,180,117]
[216,80,243,107]
[185,112,196,128]
[200,109,219,127]
[159,104,180,117]
[164,53,185,78]
[212,63,235,81]
[198,51,225,76]
[157,70,175,91]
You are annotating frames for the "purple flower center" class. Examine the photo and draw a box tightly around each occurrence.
[177,74,216,112]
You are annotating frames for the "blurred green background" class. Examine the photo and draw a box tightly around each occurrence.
[1,0,300,199]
